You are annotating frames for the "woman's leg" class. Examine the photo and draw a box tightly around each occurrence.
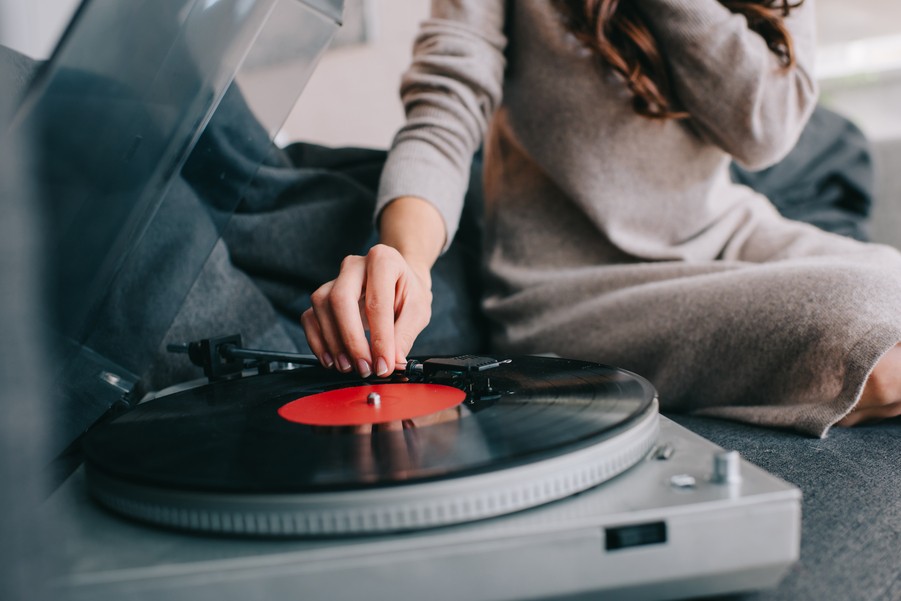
[485,251,901,437]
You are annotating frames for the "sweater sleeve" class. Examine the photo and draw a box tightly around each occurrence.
[637,0,819,170]
[376,0,507,251]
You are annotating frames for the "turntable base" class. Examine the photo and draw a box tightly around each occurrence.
[51,417,799,601]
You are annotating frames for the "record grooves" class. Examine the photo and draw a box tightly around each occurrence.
[84,355,659,536]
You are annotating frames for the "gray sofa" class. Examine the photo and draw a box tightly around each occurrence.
[680,137,901,600]
[676,134,901,601]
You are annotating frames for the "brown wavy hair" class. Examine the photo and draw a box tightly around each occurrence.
[553,0,804,119]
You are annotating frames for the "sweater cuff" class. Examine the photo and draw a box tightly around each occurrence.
[376,140,469,254]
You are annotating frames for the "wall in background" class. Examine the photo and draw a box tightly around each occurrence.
[280,0,901,148]
[0,0,414,149]
[1,0,899,148]
[0,0,373,62]
[276,0,428,149]
[0,0,79,58]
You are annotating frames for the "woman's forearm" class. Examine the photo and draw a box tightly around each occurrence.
[374,0,507,251]
[379,196,447,287]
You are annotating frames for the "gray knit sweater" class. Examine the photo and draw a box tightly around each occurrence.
[376,0,901,436]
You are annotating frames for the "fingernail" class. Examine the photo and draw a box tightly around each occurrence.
[321,352,334,368]
[376,357,389,376]
[337,353,352,372]
[357,359,372,378]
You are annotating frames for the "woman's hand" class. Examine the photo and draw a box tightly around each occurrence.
[302,245,433,377]
[301,196,446,378]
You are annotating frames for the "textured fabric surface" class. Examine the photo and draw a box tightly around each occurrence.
[731,106,874,242]
[671,414,901,601]
[375,0,901,436]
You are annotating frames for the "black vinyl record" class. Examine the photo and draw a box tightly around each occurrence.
[83,355,659,536]
[84,356,654,493]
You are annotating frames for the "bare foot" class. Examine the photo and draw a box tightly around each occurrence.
[836,343,901,426]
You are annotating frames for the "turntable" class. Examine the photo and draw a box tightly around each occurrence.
[52,341,801,601]
[4,0,800,599]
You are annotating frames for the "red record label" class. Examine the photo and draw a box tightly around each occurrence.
[278,383,467,426]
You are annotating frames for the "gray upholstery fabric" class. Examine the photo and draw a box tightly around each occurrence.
[672,414,901,601]
[731,106,874,242]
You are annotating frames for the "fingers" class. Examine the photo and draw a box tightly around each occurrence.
[306,279,348,369]
[364,245,403,377]
[300,308,332,368]
[308,280,349,371]
[329,256,373,376]
[362,244,431,375]
[305,257,369,375]
[302,245,433,378]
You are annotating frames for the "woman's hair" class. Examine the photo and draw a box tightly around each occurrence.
[553,0,804,119]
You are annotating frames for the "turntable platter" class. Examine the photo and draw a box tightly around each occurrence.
[84,356,659,536]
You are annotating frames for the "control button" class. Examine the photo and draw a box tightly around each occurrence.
[669,474,696,489]
[653,444,675,460]
[712,450,742,484]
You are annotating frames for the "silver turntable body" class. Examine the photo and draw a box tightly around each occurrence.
[51,411,800,601]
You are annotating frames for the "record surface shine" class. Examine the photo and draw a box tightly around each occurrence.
[84,356,656,495]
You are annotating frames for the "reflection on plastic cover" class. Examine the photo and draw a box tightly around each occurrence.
[3,0,341,458]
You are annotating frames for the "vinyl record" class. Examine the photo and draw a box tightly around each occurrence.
[84,355,659,536]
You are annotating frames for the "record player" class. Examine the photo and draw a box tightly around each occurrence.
[5,0,800,599]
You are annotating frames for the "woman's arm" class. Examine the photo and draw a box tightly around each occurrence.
[303,0,507,377]
[637,0,818,169]
[377,0,507,250]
